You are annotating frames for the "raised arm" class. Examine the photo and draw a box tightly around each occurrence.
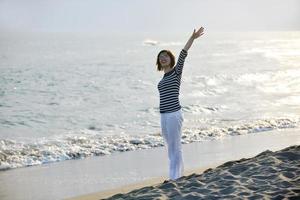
[175,27,205,75]
[183,27,205,52]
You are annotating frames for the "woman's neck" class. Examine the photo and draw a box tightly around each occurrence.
[163,66,173,74]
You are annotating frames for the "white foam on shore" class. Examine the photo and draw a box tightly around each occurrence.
[0,118,298,171]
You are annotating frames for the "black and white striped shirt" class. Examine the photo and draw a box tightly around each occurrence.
[157,49,188,113]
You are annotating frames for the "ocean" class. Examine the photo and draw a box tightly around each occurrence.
[0,31,299,170]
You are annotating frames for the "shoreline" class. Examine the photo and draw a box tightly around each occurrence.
[65,128,300,200]
[1,128,299,200]
[69,145,300,199]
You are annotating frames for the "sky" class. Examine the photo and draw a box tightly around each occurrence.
[0,0,299,34]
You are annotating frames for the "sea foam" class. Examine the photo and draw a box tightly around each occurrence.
[0,118,298,171]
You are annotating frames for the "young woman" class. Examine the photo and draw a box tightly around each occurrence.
[156,27,205,181]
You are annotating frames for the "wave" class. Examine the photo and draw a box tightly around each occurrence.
[0,118,298,171]
[143,39,158,46]
[186,68,300,97]
[182,104,225,114]
[142,39,183,46]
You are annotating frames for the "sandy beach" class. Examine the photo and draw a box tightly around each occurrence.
[74,145,300,200]
[66,129,300,200]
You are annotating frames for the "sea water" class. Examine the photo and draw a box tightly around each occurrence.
[0,31,299,170]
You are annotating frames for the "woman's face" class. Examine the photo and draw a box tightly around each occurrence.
[159,52,171,68]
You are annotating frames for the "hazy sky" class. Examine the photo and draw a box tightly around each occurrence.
[0,0,299,34]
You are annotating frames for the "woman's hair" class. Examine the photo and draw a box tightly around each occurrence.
[156,50,175,71]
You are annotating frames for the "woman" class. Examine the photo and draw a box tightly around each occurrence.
[156,27,205,181]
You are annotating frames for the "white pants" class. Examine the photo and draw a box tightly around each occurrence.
[160,109,184,180]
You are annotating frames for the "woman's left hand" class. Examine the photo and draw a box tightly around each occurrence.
[183,27,205,51]
[191,27,204,39]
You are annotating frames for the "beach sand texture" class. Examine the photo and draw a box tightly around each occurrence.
[103,145,300,200]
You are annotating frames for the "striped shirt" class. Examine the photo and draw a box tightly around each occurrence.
[157,49,188,113]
